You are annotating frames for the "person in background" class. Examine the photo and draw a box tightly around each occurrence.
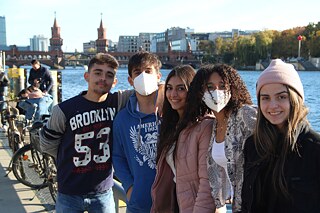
[151,65,215,212]
[203,64,257,213]
[17,85,53,121]
[40,53,133,213]
[112,51,162,213]
[0,70,9,131]
[24,84,45,99]
[241,59,320,213]
[28,59,53,94]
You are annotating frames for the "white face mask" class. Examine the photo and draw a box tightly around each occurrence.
[202,90,231,112]
[133,72,158,96]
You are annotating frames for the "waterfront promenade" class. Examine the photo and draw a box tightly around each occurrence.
[0,132,126,213]
[0,132,48,212]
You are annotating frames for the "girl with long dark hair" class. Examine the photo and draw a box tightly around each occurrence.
[151,64,215,212]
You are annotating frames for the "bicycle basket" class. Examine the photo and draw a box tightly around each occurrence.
[29,128,42,152]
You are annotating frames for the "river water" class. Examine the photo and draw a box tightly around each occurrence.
[60,68,320,132]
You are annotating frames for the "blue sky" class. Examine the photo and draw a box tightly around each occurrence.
[1,0,319,52]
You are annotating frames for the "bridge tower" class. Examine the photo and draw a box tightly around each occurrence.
[96,14,108,53]
[49,13,63,58]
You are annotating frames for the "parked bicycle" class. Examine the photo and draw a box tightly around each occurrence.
[10,115,57,202]
[0,97,27,154]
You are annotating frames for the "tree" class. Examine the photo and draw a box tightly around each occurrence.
[198,40,216,63]
[254,30,274,60]
[235,36,257,66]
[308,32,320,57]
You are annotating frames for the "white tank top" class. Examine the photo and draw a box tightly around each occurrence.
[212,139,228,169]
[212,138,234,199]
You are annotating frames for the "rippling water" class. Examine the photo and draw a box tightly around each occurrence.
[61,68,320,132]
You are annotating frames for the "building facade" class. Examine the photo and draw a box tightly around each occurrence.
[30,35,49,51]
[117,35,139,52]
[138,33,156,52]
[83,40,96,53]
[0,16,7,46]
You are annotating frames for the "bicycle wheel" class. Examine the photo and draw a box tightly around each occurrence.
[44,154,58,202]
[13,134,23,154]
[11,144,48,188]
[7,128,14,150]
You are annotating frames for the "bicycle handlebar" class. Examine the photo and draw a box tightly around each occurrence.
[0,97,28,104]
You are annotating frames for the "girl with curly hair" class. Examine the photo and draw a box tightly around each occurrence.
[201,64,257,212]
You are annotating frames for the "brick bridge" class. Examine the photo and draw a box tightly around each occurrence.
[3,48,202,69]
[3,45,63,69]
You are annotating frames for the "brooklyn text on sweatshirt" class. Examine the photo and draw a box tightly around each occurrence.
[70,107,116,131]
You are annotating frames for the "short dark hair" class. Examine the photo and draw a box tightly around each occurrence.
[17,89,27,97]
[31,59,39,65]
[88,53,119,72]
[128,51,162,77]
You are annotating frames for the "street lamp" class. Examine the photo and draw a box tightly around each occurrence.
[297,35,303,59]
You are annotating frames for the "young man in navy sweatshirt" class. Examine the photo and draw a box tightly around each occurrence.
[40,53,132,213]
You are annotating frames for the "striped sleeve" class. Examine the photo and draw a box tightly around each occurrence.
[117,89,134,111]
[40,104,66,158]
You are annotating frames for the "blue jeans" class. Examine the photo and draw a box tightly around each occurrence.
[56,189,115,213]
[0,95,6,126]
[18,95,53,120]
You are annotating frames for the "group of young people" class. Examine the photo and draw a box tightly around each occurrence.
[39,51,320,213]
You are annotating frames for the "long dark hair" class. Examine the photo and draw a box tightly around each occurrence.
[156,65,195,162]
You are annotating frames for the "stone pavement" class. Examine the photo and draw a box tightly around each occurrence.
[0,132,49,213]
[0,132,126,213]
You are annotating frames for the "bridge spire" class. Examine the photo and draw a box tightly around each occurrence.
[96,13,108,53]
[50,14,63,56]
[53,11,58,28]
[100,13,103,28]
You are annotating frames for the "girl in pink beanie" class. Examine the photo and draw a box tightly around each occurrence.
[242,59,320,212]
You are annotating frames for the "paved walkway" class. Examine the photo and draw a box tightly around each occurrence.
[0,132,48,213]
[0,132,126,213]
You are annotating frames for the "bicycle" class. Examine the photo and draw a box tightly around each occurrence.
[0,97,27,154]
[10,116,58,202]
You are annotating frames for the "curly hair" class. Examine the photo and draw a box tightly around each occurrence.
[156,65,196,162]
[174,63,252,141]
[207,64,253,114]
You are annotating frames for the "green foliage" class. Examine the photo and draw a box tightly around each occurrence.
[198,22,320,67]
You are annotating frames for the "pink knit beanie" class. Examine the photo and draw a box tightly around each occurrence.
[256,59,304,100]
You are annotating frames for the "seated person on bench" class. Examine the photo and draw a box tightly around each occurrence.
[17,85,53,121]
